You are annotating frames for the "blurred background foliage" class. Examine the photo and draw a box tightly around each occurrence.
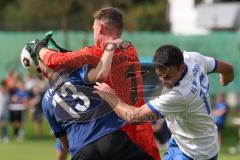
[0,0,169,31]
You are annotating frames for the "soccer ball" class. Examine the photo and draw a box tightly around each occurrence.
[21,41,41,75]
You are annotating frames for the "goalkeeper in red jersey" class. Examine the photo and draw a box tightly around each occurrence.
[28,7,160,160]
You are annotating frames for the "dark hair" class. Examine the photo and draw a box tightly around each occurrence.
[94,7,123,35]
[153,45,184,69]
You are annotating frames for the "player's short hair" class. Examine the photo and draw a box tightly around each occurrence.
[153,45,184,69]
[94,7,123,35]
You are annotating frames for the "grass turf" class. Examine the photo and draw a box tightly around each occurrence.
[0,116,239,160]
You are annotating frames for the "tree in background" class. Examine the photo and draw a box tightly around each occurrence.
[0,0,169,31]
[0,0,169,46]
[124,0,169,31]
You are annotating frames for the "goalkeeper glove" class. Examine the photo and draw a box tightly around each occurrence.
[27,34,52,65]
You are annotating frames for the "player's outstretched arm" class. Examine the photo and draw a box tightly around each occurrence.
[94,82,158,124]
[38,48,100,70]
[214,60,234,86]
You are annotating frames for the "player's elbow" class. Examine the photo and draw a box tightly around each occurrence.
[87,70,107,83]
[95,73,108,82]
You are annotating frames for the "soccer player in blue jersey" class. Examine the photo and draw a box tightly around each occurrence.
[24,38,155,160]
[213,92,229,145]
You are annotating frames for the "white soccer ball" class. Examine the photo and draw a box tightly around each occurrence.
[21,41,41,75]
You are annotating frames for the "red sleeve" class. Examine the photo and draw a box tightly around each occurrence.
[42,46,103,71]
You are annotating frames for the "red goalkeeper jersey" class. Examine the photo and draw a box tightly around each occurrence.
[42,45,161,160]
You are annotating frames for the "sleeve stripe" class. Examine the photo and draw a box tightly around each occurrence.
[146,102,162,117]
[208,58,218,74]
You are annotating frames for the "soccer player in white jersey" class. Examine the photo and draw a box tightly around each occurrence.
[94,45,234,160]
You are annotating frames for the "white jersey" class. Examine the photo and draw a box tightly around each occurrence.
[0,93,10,116]
[147,51,219,159]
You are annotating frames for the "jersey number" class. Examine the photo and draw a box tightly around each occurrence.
[125,64,138,105]
[52,82,90,115]
[199,73,210,115]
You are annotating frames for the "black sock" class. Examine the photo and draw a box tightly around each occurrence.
[14,128,19,136]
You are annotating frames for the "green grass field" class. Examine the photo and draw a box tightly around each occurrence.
[0,115,240,160]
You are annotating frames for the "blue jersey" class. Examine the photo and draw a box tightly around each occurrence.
[13,89,29,103]
[214,102,228,125]
[42,66,125,157]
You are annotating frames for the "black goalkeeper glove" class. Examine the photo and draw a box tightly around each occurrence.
[26,34,52,65]
[33,34,52,55]
[25,32,71,66]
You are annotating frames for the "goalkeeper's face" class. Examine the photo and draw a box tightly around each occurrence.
[93,19,114,46]
[93,19,102,45]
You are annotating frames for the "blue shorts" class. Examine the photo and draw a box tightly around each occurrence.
[55,138,64,152]
[163,138,218,160]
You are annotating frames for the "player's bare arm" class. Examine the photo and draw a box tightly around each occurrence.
[59,135,69,152]
[94,82,158,124]
[214,60,234,86]
[38,47,100,70]
[37,38,125,82]
[87,39,123,82]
